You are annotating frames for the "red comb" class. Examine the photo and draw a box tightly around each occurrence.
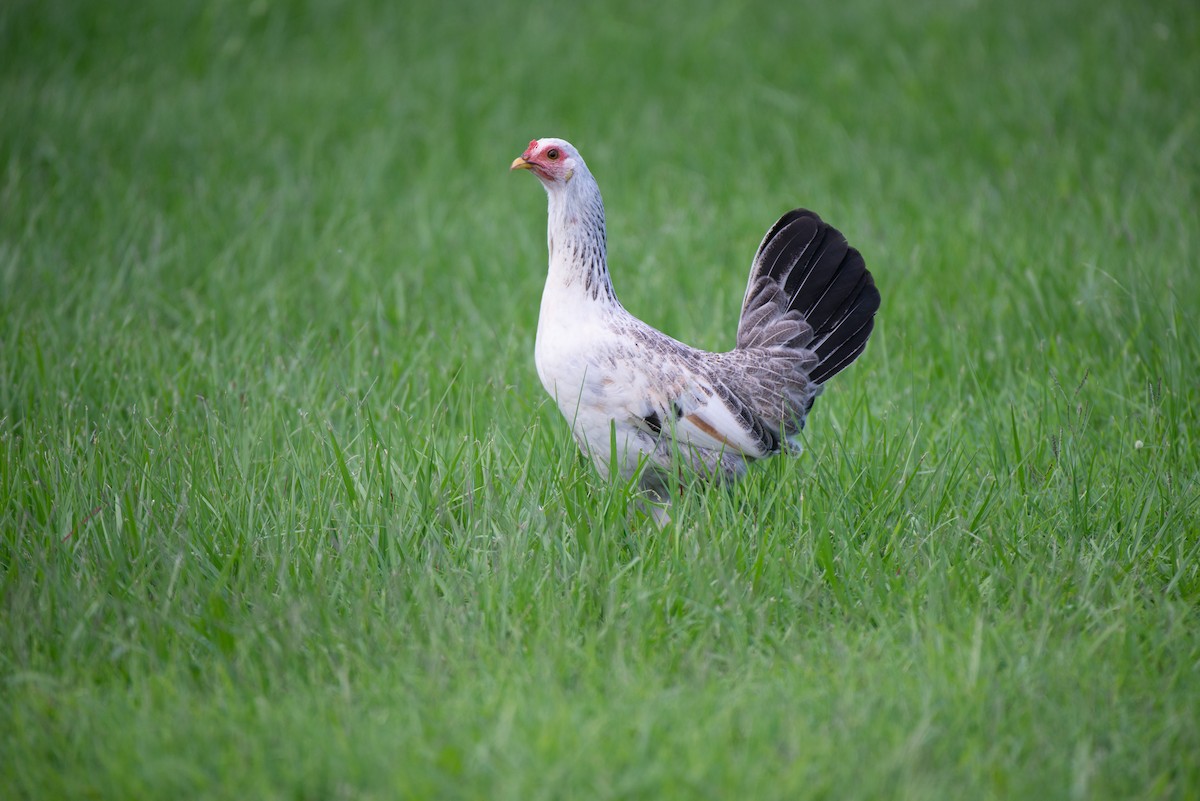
[527,139,539,150]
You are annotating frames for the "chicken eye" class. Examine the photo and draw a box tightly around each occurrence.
[547,148,560,160]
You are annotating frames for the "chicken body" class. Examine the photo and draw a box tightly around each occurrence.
[512,137,879,509]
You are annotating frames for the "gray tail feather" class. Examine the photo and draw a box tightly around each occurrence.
[737,209,880,384]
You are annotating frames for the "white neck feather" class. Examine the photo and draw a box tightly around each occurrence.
[542,170,615,304]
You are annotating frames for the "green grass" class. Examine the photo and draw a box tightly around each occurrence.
[2,0,1198,797]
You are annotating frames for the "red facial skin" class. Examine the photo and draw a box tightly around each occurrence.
[515,139,568,183]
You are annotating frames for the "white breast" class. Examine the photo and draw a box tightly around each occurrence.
[535,291,638,475]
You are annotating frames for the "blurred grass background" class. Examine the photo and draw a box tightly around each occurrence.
[2,0,1198,798]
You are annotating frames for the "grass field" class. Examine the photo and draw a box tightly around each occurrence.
[3,0,1199,798]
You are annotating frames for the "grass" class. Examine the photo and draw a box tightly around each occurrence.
[2,0,1198,797]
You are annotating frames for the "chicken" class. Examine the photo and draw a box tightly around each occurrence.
[511,137,880,519]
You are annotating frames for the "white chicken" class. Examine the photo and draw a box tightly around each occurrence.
[512,137,879,519]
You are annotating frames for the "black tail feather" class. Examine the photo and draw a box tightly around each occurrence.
[739,209,880,384]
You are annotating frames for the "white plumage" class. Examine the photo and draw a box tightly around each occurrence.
[512,137,879,518]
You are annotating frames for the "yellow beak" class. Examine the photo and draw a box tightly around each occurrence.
[510,156,532,171]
